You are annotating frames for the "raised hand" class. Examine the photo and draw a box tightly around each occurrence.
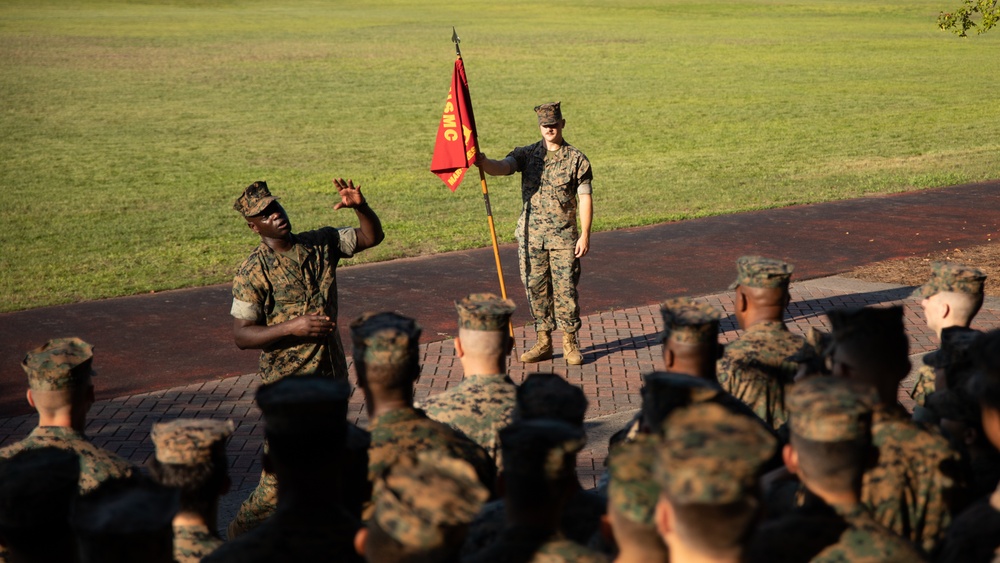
[333,178,366,210]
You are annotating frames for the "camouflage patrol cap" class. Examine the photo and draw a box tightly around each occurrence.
[730,256,794,290]
[658,402,777,504]
[0,447,80,530]
[350,311,422,371]
[514,373,588,427]
[787,376,874,442]
[500,419,586,480]
[374,452,489,550]
[151,418,235,466]
[233,180,278,217]
[534,102,562,126]
[607,436,660,525]
[455,293,516,332]
[659,297,721,345]
[22,337,95,391]
[914,261,986,299]
[641,371,720,431]
[256,375,351,436]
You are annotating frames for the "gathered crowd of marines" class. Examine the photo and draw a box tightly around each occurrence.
[2,103,1000,563]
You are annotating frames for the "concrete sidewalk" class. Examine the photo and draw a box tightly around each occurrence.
[4,275,999,529]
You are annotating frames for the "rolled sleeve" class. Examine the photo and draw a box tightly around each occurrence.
[502,155,519,174]
[577,182,592,195]
[231,298,262,321]
[336,227,358,258]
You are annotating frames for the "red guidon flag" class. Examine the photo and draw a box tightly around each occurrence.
[430,57,478,191]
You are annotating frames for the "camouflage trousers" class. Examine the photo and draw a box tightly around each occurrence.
[518,244,581,333]
[227,468,277,539]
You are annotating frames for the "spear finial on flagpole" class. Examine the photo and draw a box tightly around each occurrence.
[452,27,462,57]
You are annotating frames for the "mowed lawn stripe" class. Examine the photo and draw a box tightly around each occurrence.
[1,0,997,312]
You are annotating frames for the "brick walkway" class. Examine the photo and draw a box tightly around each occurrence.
[3,276,998,507]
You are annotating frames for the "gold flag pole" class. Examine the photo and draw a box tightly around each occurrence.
[453,28,514,340]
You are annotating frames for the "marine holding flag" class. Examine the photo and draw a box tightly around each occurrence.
[475,102,594,366]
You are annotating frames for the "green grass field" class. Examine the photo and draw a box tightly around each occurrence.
[2,0,998,312]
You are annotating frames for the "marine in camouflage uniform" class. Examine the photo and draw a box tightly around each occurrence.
[418,293,518,469]
[717,256,804,430]
[910,261,986,407]
[228,178,383,537]
[351,312,496,519]
[0,338,134,493]
[149,418,235,563]
[864,397,961,555]
[749,377,924,562]
[464,420,609,563]
[461,372,606,558]
[827,306,962,555]
[476,102,594,365]
[206,376,363,563]
[655,402,777,562]
[608,298,776,448]
[362,452,488,562]
[366,409,496,504]
[230,179,384,384]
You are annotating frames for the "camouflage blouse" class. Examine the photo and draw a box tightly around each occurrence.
[862,404,961,554]
[0,426,133,493]
[507,140,593,250]
[367,407,496,495]
[813,502,925,562]
[717,320,804,429]
[173,523,223,563]
[419,373,517,469]
[231,227,357,382]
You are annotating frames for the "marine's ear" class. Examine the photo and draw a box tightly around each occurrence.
[782,443,800,476]
[354,527,367,557]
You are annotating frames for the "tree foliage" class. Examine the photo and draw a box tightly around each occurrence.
[939,0,1000,36]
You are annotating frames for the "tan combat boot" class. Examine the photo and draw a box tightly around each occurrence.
[520,331,553,363]
[563,331,583,365]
